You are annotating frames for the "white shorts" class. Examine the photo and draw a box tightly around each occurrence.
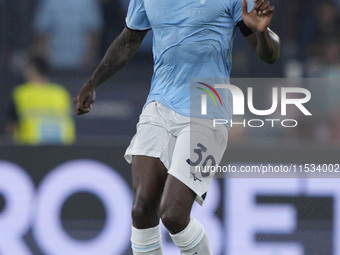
[125,101,228,205]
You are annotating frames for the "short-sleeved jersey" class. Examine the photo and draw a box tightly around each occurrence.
[126,0,253,127]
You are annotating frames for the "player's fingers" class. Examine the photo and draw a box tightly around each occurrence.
[263,6,274,15]
[80,106,92,114]
[253,0,264,11]
[84,97,94,108]
[75,105,91,115]
[242,0,248,14]
[259,1,270,11]
[77,109,90,115]
[73,95,88,115]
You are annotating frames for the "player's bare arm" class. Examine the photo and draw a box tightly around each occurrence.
[73,28,148,115]
[242,0,280,64]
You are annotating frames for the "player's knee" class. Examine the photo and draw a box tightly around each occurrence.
[132,202,150,221]
[160,206,187,233]
[131,195,157,222]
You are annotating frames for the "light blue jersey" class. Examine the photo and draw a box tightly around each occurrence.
[126,0,253,127]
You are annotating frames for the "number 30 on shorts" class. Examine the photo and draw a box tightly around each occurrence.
[186,143,216,177]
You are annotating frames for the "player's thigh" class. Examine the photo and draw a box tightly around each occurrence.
[132,155,168,205]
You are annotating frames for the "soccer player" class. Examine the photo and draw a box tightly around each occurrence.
[74,0,280,254]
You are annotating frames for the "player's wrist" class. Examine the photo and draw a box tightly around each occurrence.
[254,28,269,38]
[84,79,99,90]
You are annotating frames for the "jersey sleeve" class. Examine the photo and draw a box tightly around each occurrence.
[229,0,254,26]
[125,0,151,31]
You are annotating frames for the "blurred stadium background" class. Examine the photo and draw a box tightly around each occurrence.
[0,0,340,254]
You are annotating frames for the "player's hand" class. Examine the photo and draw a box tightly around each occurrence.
[242,0,275,33]
[73,84,96,115]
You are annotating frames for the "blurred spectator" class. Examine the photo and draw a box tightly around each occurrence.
[99,0,125,55]
[300,0,340,62]
[33,0,103,71]
[6,53,76,144]
[305,37,340,78]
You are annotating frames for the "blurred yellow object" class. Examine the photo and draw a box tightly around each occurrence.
[12,82,75,145]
